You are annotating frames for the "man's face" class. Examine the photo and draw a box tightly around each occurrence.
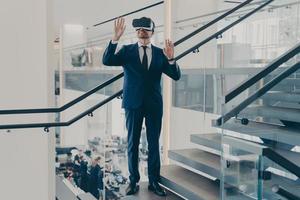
[136,28,153,39]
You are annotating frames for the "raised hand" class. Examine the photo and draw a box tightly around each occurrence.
[113,18,126,41]
[163,39,175,60]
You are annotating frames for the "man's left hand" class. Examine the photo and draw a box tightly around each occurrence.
[163,39,174,60]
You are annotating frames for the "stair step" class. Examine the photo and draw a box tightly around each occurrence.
[278,78,300,87]
[190,132,300,178]
[241,106,300,124]
[271,102,300,110]
[265,174,300,198]
[190,133,253,153]
[160,165,219,200]
[160,165,251,200]
[190,133,221,154]
[267,148,300,179]
[273,149,300,167]
[168,148,261,183]
[168,149,221,178]
[221,118,300,147]
[262,91,300,103]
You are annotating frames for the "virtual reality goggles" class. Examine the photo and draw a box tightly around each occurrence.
[132,17,155,31]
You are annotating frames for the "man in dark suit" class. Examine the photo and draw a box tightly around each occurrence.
[102,17,181,197]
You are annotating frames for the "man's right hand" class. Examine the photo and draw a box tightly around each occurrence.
[112,18,126,42]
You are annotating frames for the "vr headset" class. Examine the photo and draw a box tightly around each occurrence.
[132,17,155,31]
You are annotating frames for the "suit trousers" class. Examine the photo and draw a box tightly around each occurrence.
[125,101,162,185]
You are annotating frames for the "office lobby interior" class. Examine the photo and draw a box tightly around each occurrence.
[0,0,299,200]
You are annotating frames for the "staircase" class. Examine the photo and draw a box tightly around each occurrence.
[158,55,300,199]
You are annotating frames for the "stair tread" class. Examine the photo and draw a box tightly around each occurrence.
[266,174,300,197]
[247,105,300,112]
[221,119,300,147]
[278,78,300,87]
[272,102,300,110]
[262,91,300,103]
[190,133,221,152]
[169,149,220,178]
[190,132,300,175]
[273,148,300,167]
[160,165,219,200]
[241,106,300,123]
[164,149,299,199]
[160,165,252,200]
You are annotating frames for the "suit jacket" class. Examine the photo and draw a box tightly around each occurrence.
[102,41,181,110]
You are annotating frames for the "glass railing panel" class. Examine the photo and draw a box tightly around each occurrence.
[57,72,123,146]
[218,54,300,125]
[217,0,300,103]
[57,6,167,199]
[217,0,300,67]
[172,70,216,113]
[172,0,300,114]
[227,64,300,133]
[56,91,126,200]
[172,67,264,115]
[220,135,265,199]
[219,58,300,199]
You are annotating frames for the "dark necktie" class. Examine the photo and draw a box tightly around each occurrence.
[142,46,148,70]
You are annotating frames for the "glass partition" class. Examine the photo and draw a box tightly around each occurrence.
[170,0,300,200]
[221,136,265,199]
[56,22,166,200]
[221,30,300,199]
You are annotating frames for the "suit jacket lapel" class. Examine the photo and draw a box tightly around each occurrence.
[148,45,155,71]
[134,43,142,65]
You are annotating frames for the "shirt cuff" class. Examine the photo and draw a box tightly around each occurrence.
[168,60,176,65]
[111,40,118,44]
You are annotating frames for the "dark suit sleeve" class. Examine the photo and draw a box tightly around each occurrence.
[162,54,181,81]
[102,41,126,66]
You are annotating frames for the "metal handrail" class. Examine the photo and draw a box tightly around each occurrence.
[65,0,255,51]
[215,61,300,126]
[225,43,300,103]
[172,0,274,61]
[173,0,254,46]
[0,73,124,115]
[92,1,164,27]
[0,90,122,131]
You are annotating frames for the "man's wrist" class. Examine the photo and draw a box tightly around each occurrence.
[112,36,120,42]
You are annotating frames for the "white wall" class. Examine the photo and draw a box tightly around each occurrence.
[0,0,54,200]
[62,24,87,48]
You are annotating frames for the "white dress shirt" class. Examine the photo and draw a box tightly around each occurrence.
[111,40,176,67]
[137,42,152,69]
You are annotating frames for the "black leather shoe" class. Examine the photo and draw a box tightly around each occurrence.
[125,183,139,195]
[148,182,167,197]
